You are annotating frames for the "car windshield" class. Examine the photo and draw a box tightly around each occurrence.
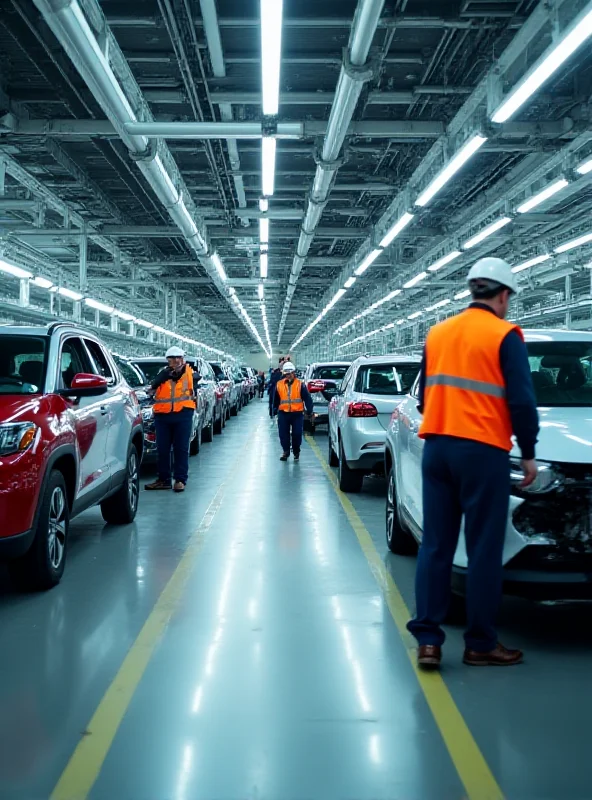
[0,335,47,394]
[527,341,592,407]
[210,363,224,379]
[355,363,420,395]
[132,360,165,382]
[312,365,348,382]
[117,359,146,388]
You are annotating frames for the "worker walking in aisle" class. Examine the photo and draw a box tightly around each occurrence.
[408,258,539,669]
[273,361,313,462]
[145,346,197,494]
[257,371,266,399]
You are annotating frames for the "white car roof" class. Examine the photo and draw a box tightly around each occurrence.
[523,329,592,342]
[353,353,422,366]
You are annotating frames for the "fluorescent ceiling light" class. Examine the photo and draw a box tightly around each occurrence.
[454,289,471,300]
[114,310,135,321]
[344,277,356,289]
[260,0,283,115]
[354,248,382,276]
[260,252,268,279]
[516,178,569,213]
[262,137,276,196]
[428,250,462,272]
[259,197,269,212]
[212,253,227,282]
[259,217,269,244]
[85,298,114,314]
[415,135,487,208]
[426,299,451,312]
[379,212,415,248]
[136,319,154,328]
[511,254,551,273]
[258,283,264,300]
[32,276,54,289]
[404,271,427,289]
[408,311,423,320]
[577,156,592,175]
[554,231,592,254]
[396,319,405,325]
[491,8,592,123]
[58,287,83,301]
[0,260,32,279]
[463,216,512,249]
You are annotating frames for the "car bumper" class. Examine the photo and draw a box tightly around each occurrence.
[0,528,36,559]
[342,419,387,472]
[0,451,39,540]
[452,563,592,601]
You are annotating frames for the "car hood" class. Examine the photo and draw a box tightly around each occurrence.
[511,406,592,465]
[0,395,45,423]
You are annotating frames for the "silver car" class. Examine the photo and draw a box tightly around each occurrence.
[327,354,421,493]
[303,361,350,433]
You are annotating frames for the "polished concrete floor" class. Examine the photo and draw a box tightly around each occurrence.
[1,401,591,799]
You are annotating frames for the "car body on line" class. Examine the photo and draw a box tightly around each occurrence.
[303,361,350,432]
[210,361,238,420]
[0,324,143,588]
[328,354,422,493]
[385,328,592,601]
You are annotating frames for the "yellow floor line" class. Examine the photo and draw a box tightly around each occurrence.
[306,435,505,800]
[51,449,245,800]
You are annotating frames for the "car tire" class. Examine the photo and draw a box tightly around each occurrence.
[100,444,140,525]
[386,468,417,555]
[202,417,214,443]
[10,470,69,590]
[328,429,339,467]
[338,439,364,493]
[189,423,201,456]
[230,402,238,417]
[214,410,223,435]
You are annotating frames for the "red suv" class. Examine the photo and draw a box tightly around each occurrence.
[0,323,143,589]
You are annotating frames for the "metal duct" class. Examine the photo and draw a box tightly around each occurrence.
[32,0,251,334]
[277,0,385,343]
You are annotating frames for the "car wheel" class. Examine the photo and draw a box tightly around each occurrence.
[338,439,364,493]
[386,468,417,555]
[230,402,238,417]
[214,410,223,435]
[189,423,201,456]
[101,444,140,525]
[328,429,339,467]
[10,470,69,590]
[202,417,214,443]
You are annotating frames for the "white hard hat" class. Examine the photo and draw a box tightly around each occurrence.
[282,361,296,373]
[165,346,185,358]
[467,257,518,294]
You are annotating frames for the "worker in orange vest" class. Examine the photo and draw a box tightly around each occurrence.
[273,361,313,461]
[145,346,197,493]
[408,258,539,669]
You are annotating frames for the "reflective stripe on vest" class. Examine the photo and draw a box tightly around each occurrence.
[277,378,305,413]
[153,366,196,414]
[419,307,523,451]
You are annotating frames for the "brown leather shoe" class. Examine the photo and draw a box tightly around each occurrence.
[174,481,186,493]
[145,479,171,491]
[417,645,442,668]
[463,642,523,666]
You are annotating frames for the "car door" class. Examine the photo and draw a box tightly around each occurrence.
[58,336,111,500]
[332,365,354,441]
[395,376,424,530]
[84,338,132,482]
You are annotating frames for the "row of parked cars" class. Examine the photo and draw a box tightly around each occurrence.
[0,322,258,590]
[312,329,592,603]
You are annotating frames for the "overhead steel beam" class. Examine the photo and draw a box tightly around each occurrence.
[0,199,39,210]
[234,208,303,220]
[90,277,283,286]
[123,121,303,139]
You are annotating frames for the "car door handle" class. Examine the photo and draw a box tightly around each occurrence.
[100,405,109,416]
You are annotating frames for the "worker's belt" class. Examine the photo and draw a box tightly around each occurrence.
[425,374,506,399]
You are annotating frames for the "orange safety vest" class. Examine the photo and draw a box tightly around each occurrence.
[419,307,523,452]
[277,377,305,413]
[153,364,196,414]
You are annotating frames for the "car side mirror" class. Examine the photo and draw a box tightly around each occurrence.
[60,373,109,398]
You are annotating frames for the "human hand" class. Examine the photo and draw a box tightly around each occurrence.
[520,459,538,488]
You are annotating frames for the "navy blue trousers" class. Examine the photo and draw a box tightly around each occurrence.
[278,411,304,455]
[154,408,194,484]
[407,436,510,652]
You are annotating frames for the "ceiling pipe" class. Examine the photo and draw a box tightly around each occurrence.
[124,121,304,139]
[277,0,385,344]
[32,0,263,347]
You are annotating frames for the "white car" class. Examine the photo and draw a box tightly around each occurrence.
[385,329,592,601]
[328,354,422,493]
[303,361,350,433]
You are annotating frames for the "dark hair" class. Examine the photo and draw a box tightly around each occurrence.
[469,279,509,300]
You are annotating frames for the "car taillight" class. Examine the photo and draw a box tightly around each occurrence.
[348,402,378,418]
[307,380,326,393]
[215,389,224,400]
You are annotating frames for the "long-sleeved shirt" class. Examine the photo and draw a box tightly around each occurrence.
[273,379,314,416]
[418,303,539,459]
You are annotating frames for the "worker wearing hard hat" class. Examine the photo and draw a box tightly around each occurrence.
[408,257,539,669]
[272,361,313,461]
[145,346,197,493]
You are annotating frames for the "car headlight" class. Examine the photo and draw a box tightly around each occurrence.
[510,459,563,494]
[0,422,38,456]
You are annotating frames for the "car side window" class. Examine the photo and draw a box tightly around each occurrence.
[340,367,354,394]
[84,339,115,385]
[410,373,421,399]
[59,337,93,389]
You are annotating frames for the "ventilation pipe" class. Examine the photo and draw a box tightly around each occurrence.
[277,0,385,344]
[199,0,249,225]
[32,0,254,335]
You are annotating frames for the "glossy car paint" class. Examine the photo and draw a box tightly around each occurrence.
[303,362,350,425]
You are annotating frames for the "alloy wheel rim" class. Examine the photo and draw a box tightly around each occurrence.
[48,486,67,569]
[128,452,139,511]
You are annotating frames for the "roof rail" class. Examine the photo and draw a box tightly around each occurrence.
[47,321,82,335]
